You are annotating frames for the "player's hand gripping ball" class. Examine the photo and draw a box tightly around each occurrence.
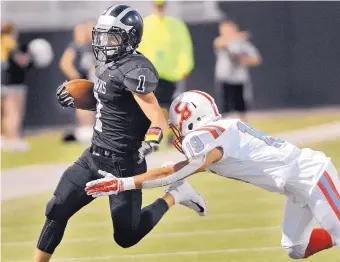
[56,79,97,110]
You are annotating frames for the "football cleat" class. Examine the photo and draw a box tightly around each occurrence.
[165,179,207,216]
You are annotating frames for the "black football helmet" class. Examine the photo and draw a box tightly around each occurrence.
[92,5,143,62]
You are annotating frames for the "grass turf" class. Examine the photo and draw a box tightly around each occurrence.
[2,113,340,169]
[1,139,340,262]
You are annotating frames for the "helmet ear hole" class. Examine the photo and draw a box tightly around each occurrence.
[188,123,193,130]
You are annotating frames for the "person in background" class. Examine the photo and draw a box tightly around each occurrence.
[59,23,95,144]
[1,22,32,151]
[214,19,261,122]
[85,21,97,83]
[138,0,194,146]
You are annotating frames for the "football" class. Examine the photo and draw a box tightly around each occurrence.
[64,79,97,110]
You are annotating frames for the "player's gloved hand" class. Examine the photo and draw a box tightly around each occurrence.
[85,170,121,198]
[56,82,75,108]
[138,127,163,164]
[85,170,136,198]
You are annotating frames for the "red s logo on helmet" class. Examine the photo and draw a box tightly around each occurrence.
[174,102,192,132]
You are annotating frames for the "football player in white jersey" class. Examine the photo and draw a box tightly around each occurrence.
[86,90,340,259]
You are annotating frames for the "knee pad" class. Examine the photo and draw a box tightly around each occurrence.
[45,194,72,221]
[45,195,64,220]
[37,219,67,254]
[283,245,306,259]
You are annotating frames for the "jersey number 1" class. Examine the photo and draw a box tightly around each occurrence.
[137,75,146,92]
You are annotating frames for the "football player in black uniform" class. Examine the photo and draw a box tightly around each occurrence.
[34,5,206,262]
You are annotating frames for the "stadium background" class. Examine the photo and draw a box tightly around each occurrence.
[1,1,340,262]
[2,1,340,128]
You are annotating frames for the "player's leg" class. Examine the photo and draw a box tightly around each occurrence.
[222,82,233,115]
[305,162,340,257]
[110,159,206,248]
[281,197,316,259]
[109,159,170,248]
[1,87,29,151]
[34,150,95,262]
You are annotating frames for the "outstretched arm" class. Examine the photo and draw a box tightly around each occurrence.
[135,147,223,188]
[85,148,223,197]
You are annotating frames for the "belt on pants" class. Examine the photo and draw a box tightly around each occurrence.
[90,144,116,158]
[90,144,140,161]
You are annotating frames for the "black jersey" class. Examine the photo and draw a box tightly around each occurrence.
[92,53,159,154]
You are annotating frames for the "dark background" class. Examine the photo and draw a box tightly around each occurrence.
[18,2,340,128]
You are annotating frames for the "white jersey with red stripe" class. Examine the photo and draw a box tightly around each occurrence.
[182,117,329,201]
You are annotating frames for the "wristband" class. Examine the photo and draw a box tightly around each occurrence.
[145,127,163,143]
[120,177,136,191]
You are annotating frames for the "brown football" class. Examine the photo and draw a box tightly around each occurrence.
[64,79,97,110]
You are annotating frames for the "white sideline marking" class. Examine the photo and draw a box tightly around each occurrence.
[2,226,280,247]
[7,246,282,262]
[1,211,282,231]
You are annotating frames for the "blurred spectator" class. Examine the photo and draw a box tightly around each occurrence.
[214,20,261,122]
[138,0,194,145]
[1,22,32,151]
[59,23,95,144]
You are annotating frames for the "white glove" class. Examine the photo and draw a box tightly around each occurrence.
[85,170,121,198]
[85,170,136,198]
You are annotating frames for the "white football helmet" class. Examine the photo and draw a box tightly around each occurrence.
[169,90,221,153]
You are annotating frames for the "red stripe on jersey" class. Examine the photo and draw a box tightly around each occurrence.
[197,127,219,139]
[324,171,340,202]
[188,90,219,116]
[205,125,226,133]
[317,178,340,221]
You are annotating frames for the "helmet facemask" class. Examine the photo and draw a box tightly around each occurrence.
[169,102,195,154]
[169,122,184,154]
[92,27,130,62]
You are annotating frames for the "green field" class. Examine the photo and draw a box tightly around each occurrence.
[2,139,340,262]
[2,113,340,169]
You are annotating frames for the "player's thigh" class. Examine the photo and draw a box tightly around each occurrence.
[281,197,315,251]
[46,156,94,221]
[109,189,142,230]
[109,159,146,230]
[308,163,340,245]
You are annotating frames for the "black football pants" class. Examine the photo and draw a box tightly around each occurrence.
[36,148,169,254]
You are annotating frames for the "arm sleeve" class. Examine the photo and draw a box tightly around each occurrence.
[140,130,220,189]
[141,156,205,189]
[123,67,159,94]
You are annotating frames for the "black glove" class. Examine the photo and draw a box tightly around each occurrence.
[138,127,163,164]
[56,82,75,108]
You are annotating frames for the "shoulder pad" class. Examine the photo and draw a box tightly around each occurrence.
[121,54,159,94]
